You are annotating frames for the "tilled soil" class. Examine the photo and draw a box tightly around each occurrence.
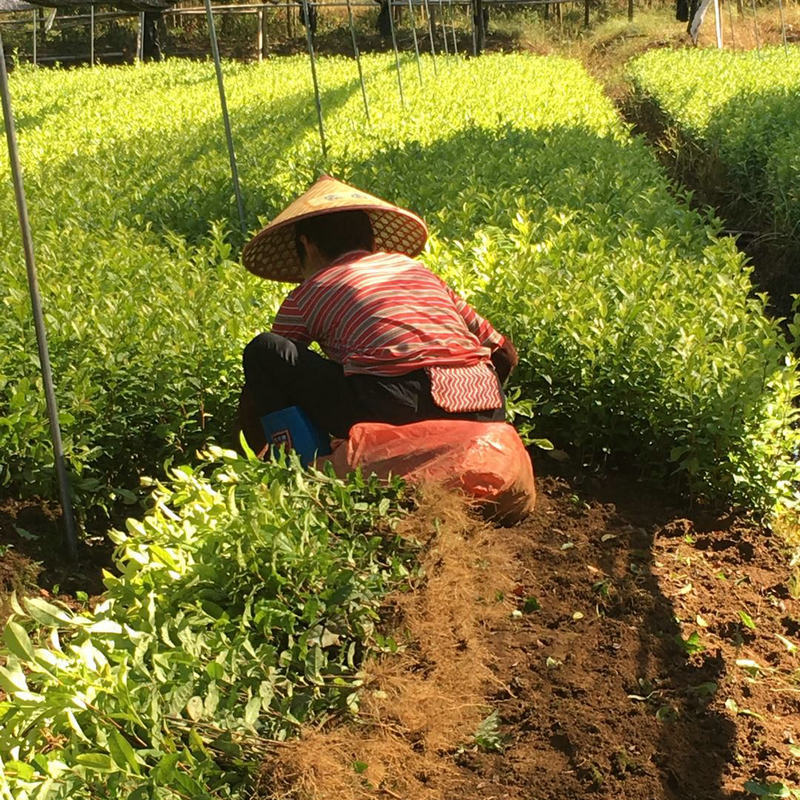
[456,476,800,800]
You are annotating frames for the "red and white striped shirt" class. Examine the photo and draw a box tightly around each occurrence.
[271,250,505,412]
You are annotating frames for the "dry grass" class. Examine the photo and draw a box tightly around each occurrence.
[254,486,518,800]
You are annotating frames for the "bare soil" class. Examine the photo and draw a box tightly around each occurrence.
[258,470,800,799]
[0,498,114,616]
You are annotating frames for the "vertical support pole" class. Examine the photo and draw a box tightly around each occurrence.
[713,0,722,47]
[727,0,736,49]
[345,0,370,122]
[90,6,95,66]
[136,12,144,61]
[258,7,264,62]
[422,0,437,73]
[440,0,449,54]
[299,0,327,158]
[387,0,405,107]
[448,0,457,54]
[406,0,424,83]
[778,0,788,52]
[32,9,38,65]
[584,0,590,27]
[628,0,634,21]
[204,0,247,232]
[476,0,486,52]
[0,31,79,563]
[750,0,760,52]
[471,0,477,54]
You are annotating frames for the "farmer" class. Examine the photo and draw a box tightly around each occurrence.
[237,175,518,452]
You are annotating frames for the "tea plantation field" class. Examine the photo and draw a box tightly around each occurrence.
[628,46,800,242]
[2,53,798,517]
[2,52,800,798]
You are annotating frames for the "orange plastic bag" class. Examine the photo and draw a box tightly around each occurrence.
[320,420,536,523]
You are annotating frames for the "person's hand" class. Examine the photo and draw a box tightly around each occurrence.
[491,336,519,384]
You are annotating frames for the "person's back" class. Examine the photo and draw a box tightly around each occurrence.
[273,251,499,376]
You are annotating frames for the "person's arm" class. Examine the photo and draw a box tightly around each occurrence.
[270,292,312,345]
[490,337,519,384]
[442,280,519,382]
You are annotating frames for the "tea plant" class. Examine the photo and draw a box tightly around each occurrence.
[627,47,800,240]
[1,53,799,517]
[0,447,416,798]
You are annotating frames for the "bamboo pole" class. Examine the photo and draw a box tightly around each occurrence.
[750,0,760,53]
[257,6,263,61]
[0,30,79,563]
[387,0,406,107]
[440,0,449,54]
[449,0,458,53]
[137,12,144,60]
[204,0,248,231]
[345,0,370,122]
[471,0,477,54]
[727,0,736,49]
[299,0,327,157]
[90,5,95,66]
[32,9,37,65]
[778,0,788,52]
[406,0,424,83]
[423,0,437,73]
[713,0,722,47]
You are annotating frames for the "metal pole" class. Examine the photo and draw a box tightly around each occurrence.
[387,0,405,107]
[32,9,37,65]
[204,0,248,231]
[406,0,423,83]
[713,0,722,47]
[90,5,95,66]
[345,0,370,122]
[778,0,788,52]
[0,31,79,563]
[299,0,327,158]
[422,0,437,73]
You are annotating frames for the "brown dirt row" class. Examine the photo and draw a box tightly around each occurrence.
[256,473,800,799]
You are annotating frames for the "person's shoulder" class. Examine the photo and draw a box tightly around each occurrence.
[362,251,426,270]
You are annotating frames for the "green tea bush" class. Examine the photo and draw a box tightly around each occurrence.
[627,47,800,238]
[0,448,415,798]
[1,53,799,516]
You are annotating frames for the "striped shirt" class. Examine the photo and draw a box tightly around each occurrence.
[271,250,505,412]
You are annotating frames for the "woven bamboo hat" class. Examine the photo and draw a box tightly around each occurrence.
[242,175,428,283]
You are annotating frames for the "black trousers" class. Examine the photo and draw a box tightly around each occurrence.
[242,332,505,439]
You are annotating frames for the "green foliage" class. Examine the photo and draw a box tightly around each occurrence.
[472,709,510,753]
[627,47,800,239]
[1,53,799,517]
[0,447,416,798]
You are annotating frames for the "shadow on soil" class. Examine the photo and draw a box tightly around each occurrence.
[461,466,740,800]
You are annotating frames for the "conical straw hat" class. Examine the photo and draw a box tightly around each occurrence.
[242,175,429,283]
